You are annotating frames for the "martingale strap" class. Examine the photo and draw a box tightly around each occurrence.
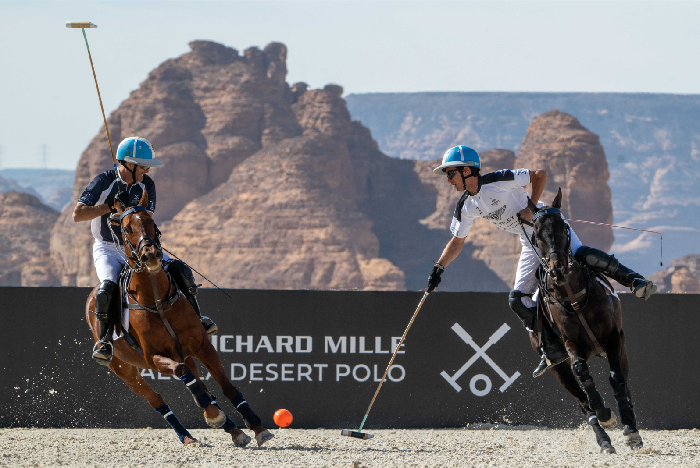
[149,272,184,363]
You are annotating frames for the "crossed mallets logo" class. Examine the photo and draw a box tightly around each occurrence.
[441,323,521,396]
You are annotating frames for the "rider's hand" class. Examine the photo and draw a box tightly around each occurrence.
[106,200,118,215]
[427,263,445,292]
[518,207,533,223]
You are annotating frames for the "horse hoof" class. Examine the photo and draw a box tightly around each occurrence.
[183,436,198,446]
[599,412,617,429]
[233,432,252,447]
[600,442,616,454]
[205,410,226,429]
[255,430,275,447]
[624,429,643,450]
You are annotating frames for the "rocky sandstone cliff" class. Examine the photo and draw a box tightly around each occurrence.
[51,41,303,286]
[48,41,614,292]
[650,255,700,293]
[0,192,60,286]
[346,92,700,278]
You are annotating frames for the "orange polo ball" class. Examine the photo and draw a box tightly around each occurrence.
[273,409,293,427]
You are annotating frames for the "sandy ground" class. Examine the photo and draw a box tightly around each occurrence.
[1,426,699,467]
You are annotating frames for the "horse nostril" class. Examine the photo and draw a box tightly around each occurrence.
[141,253,149,263]
[156,251,162,259]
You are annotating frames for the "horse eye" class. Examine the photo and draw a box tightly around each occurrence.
[123,225,132,234]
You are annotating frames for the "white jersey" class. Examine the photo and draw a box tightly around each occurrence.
[450,168,540,238]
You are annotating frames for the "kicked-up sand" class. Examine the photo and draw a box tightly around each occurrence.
[1,425,699,467]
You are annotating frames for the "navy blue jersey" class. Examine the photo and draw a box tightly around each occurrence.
[78,171,156,245]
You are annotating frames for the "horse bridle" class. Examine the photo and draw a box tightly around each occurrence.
[110,206,161,273]
[519,207,573,277]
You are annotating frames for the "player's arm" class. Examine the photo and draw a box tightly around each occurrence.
[72,203,111,222]
[518,169,547,222]
[427,236,467,292]
[529,169,547,206]
[437,236,467,268]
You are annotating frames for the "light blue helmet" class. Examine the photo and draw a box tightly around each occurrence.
[116,137,163,167]
[433,145,480,175]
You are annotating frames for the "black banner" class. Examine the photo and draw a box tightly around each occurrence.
[1,287,698,430]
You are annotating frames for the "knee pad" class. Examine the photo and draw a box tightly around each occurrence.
[166,260,197,296]
[575,247,619,274]
[96,280,119,322]
[508,290,536,331]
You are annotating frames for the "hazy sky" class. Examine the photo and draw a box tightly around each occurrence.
[1,0,699,169]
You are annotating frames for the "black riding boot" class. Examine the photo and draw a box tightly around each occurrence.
[92,280,118,366]
[532,320,569,378]
[166,260,218,336]
[509,291,568,378]
[575,247,657,300]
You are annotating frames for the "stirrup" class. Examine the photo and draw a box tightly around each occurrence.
[200,316,218,337]
[533,352,568,378]
[633,279,657,300]
[92,340,113,366]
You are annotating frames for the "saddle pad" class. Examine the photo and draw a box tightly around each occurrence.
[596,277,618,298]
[111,295,130,341]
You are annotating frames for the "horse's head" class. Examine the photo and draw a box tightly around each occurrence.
[112,190,163,273]
[527,187,573,285]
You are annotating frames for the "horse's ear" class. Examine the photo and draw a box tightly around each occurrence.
[552,187,562,209]
[527,197,539,213]
[138,190,148,208]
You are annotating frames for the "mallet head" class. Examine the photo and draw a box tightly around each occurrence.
[341,430,373,440]
[66,22,97,28]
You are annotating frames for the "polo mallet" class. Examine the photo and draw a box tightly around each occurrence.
[341,291,430,440]
[66,22,120,181]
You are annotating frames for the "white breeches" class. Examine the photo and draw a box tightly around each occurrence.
[92,239,169,284]
[513,223,583,307]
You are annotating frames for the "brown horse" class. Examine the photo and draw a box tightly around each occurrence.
[525,189,642,454]
[85,191,274,447]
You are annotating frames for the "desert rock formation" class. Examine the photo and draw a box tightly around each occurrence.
[650,254,700,293]
[51,41,302,286]
[48,41,614,292]
[0,192,59,286]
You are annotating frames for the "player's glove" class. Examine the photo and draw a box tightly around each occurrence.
[427,263,445,292]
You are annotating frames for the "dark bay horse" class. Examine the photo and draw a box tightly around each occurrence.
[85,191,274,447]
[525,189,642,454]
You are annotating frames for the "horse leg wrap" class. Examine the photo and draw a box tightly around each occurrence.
[609,371,637,429]
[231,392,261,428]
[179,371,213,409]
[508,290,536,332]
[572,359,605,410]
[155,404,193,443]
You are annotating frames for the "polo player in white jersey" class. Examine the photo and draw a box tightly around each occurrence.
[73,136,217,365]
[426,146,657,378]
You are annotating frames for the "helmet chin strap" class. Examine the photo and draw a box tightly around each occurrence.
[460,168,477,195]
[121,161,138,186]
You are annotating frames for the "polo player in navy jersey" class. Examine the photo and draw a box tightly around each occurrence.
[73,136,217,365]
[426,146,657,378]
